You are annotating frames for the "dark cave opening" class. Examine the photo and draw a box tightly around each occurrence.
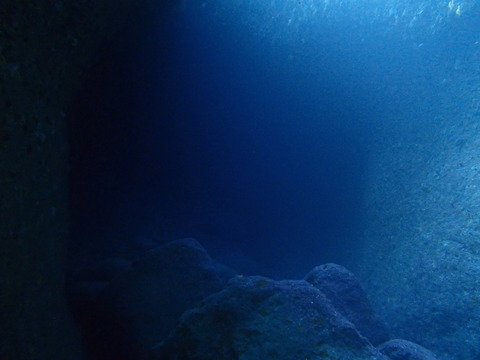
[68,7,373,282]
[5,0,480,359]
[65,4,452,360]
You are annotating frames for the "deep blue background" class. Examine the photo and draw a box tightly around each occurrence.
[69,2,473,277]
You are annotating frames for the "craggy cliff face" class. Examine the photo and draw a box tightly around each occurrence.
[357,33,480,360]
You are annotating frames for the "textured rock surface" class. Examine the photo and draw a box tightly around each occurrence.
[378,339,439,360]
[305,263,390,346]
[76,238,235,359]
[152,275,388,360]
[357,28,480,360]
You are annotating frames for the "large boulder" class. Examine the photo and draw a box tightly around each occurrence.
[304,263,390,346]
[378,339,439,360]
[71,238,235,359]
[151,275,389,360]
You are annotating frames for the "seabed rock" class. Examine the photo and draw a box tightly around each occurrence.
[70,238,440,360]
[71,238,235,359]
[101,238,235,356]
[151,275,389,360]
[305,263,390,346]
[378,339,439,360]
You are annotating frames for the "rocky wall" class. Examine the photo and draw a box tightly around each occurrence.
[0,0,163,358]
[357,33,480,360]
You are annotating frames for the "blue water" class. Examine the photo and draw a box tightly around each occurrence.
[69,0,479,278]
[65,4,480,360]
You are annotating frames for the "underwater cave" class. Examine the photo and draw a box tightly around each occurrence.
[68,6,372,278]
[3,0,480,359]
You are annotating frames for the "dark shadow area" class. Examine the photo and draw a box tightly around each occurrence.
[68,7,374,281]
[66,5,431,360]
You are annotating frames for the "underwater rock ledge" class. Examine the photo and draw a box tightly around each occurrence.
[70,238,439,360]
[69,238,236,359]
[150,275,388,360]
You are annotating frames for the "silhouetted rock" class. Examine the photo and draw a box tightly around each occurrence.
[378,339,439,360]
[305,263,390,346]
[69,238,235,360]
[151,275,389,360]
[98,238,235,359]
